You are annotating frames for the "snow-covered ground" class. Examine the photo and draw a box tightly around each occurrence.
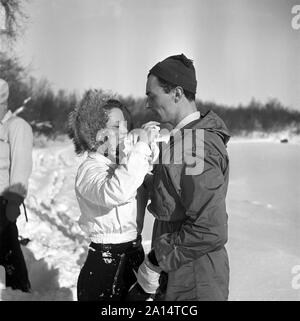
[227,140,300,301]
[0,135,299,301]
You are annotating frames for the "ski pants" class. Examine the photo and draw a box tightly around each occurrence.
[77,235,144,301]
[0,197,31,292]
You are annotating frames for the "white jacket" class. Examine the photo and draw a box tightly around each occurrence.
[0,111,33,197]
[75,141,152,244]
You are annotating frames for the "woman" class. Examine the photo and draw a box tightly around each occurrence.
[68,90,156,301]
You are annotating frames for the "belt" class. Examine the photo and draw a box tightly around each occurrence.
[89,234,142,252]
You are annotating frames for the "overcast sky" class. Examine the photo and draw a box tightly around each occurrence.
[15,0,300,109]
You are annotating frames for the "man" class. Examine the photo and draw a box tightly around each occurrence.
[137,54,230,301]
[0,78,33,292]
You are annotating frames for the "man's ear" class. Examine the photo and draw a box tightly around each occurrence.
[174,86,184,103]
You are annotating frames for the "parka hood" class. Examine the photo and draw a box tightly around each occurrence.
[195,110,230,145]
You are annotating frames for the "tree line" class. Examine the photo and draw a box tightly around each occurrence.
[1,54,300,138]
[1,0,299,138]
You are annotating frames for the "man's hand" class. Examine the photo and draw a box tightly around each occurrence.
[141,121,161,143]
[127,128,152,145]
[136,253,162,294]
[128,122,161,146]
[123,126,160,165]
[141,122,161,163]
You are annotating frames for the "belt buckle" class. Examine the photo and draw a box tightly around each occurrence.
[102,244,111,251]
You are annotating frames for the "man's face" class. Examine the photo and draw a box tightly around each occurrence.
[146,74,176,124]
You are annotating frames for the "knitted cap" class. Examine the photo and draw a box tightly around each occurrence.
[149,54,197,94]
[0,79,9,105]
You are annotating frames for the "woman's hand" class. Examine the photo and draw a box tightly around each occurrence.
[127,128,150,145]
[141,121,161,143]
[127,123,160,146]
[123,123,161,164]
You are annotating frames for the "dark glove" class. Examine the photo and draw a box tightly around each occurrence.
[3,192,24,222]
[0,206,9,235]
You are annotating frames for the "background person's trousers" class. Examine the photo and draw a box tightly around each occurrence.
[0,197,31,292]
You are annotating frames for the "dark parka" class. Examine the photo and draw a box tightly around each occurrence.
[147,111,230,301]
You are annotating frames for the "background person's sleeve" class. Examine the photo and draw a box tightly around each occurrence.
[8,118,33,197]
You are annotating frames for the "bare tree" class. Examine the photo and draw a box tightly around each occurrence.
[0,0,27,41]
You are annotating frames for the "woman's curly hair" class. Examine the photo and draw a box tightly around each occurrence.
[68,90,132,155]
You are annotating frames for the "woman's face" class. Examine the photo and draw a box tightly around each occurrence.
[97,107,128,160]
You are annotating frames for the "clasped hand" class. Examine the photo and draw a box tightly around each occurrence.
[136,254,162,294]
[124,122,161,163]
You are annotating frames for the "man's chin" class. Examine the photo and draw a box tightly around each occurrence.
[152,111,162,122]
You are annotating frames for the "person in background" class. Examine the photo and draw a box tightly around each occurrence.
[68,90,158,301]
[136,54,230,301]
[0,78,33,292]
